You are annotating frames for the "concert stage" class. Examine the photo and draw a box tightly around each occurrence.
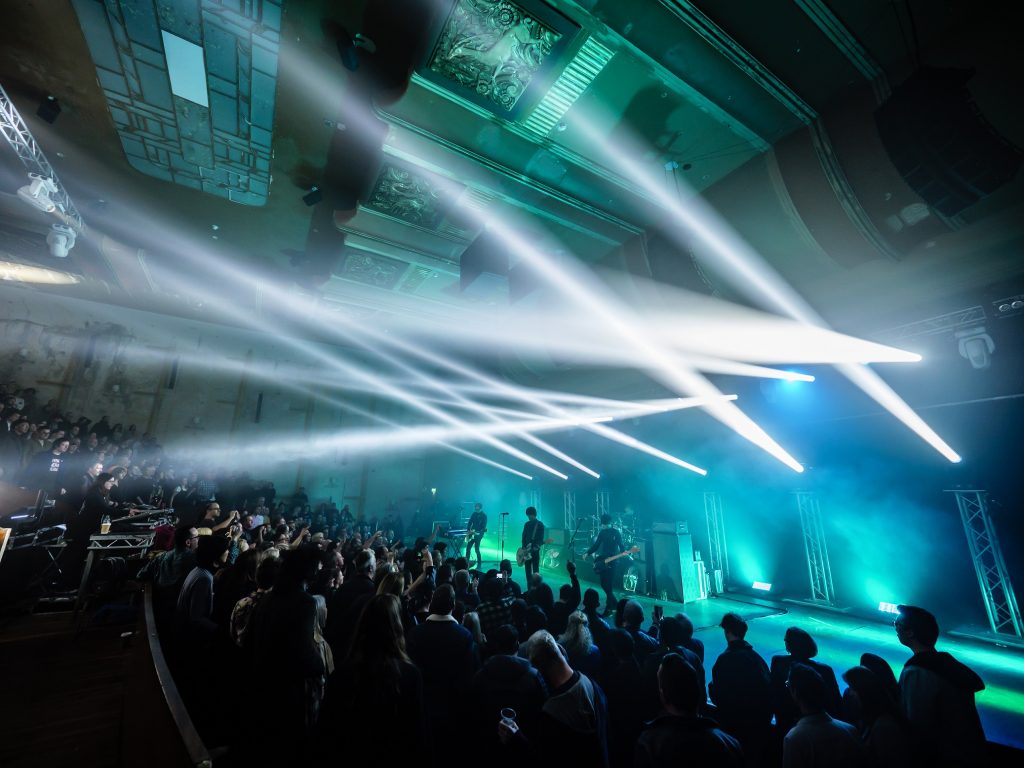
[471,541,1024,753]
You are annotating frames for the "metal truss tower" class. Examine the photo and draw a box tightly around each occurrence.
[563,491,576,531]
[528,490,541,518]
[704,492,730,593]
[949,490,1023,638]
[0,83,84,230]
[795,491,836,605]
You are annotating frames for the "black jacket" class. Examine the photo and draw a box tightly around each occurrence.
[409,618,480,731]
[770,654,844,733]
[709,639,773,733]
[634,714,744,768]
[325,574,375,657]
[470,653,547,765]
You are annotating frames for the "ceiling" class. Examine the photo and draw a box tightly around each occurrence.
[0,0,1022,337]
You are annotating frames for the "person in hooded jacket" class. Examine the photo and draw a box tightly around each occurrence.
[895,604,986,767]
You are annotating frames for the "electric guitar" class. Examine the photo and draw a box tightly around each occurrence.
[591,546,640,573]
[516,537,554,566]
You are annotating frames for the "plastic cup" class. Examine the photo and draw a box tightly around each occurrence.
[100,521,111,534]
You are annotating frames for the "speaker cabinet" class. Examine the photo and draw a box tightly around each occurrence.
[875,67,1023,217]
[651,523,699,604]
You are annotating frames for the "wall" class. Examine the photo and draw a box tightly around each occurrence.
[0,284,426,518]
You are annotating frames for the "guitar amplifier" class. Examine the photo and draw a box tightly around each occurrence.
[650,521,699,604]
[546,528,569,546]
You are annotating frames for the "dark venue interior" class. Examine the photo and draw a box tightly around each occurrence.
[0,1,1022,766]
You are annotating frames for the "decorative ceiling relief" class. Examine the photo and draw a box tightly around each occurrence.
[338,252,408,290]
[427,0,563,113]
[365,163,458,230]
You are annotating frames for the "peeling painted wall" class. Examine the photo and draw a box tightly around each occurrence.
[0,285,426,516]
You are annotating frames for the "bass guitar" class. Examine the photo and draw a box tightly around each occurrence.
[592,546,640,573]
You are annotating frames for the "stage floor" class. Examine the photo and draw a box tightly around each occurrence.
[470,545,1024,751]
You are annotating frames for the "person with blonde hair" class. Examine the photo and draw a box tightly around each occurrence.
[558,610,602,682]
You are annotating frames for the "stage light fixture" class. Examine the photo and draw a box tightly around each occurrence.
[17,173,58,213]
[752,581,772,591]
[878,601,900,614]
[956,327,994,370]
[46,223,77,258]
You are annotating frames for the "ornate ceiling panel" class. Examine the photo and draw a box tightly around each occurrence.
[364,162,461,231]
[422,0,580,117]
[337,251,409,290]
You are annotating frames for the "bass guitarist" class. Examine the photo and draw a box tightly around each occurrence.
[466,502,487,569]
[584,513,625,617]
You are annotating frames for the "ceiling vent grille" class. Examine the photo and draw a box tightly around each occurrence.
[522,37,613,137]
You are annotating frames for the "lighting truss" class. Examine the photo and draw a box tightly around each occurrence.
[703,491,730,594]
[0,83,84,230]
[563,490,577,532]
[949,490,1023,638]
[795,491,836,606]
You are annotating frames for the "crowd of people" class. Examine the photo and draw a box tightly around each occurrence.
[0,383,992,767]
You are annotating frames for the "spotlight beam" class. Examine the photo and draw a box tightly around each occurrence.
[571,112,960,464]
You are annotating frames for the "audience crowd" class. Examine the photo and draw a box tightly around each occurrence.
[0,383,992,767]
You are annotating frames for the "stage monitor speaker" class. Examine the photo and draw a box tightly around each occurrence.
[651,522,699,604]
[875,67,1023,218]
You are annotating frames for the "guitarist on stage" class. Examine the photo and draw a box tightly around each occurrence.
[584,513,625,617]
[521,506,545,581]
[466,502,487,569]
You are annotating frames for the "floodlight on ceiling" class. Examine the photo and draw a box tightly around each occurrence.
[17,173,59,213]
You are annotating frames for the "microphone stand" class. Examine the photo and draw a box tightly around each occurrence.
[499,512,510,563]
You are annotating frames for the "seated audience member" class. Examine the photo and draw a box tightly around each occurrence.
[559,610,603,683]
[409,584,480,756]
[325,548,376,657]
[500,630,610,768]
[782,664,864,768]
[635,653,743,768]
[894,604,986,767]
[470,624,546,766]
[317,595,427,764]
[642,616,705,719]
[770,626,843,733]
[842,666,915,768]
[621,599,659,662]
[708,612,773,752]
[547,561,581,637]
